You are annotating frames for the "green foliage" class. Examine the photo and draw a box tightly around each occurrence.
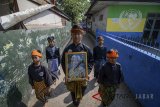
[57,0,90,24]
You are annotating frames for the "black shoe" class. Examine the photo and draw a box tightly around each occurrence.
[101,101,106,107]
[47,88,54,97]
[73,100,80,106]
[40,99,48,104]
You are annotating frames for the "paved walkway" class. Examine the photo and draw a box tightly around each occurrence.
[27,33,142,107]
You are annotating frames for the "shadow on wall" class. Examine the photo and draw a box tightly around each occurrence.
[0,22,71,107]
[7,84,27,107]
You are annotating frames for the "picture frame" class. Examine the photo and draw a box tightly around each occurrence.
[65,52,88,81]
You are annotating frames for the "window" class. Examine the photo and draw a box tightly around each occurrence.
[154,20,160,29]
[142,13,160,45]
[143,31,150,39]
[145,19,153,29]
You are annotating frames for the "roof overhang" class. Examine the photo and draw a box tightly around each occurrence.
[29,0,71,21]
[85,0,160,16]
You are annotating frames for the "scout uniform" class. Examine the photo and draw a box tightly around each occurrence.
[97,49,124,106]
[61,25,94,106]
[46,36,60,80]
[28,50,53,103]
[93,36,107,78]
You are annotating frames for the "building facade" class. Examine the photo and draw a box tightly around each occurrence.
[86,1,160,107]
[86,1,160,45]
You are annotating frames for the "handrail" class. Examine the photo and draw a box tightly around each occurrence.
[96,32,160,58]
[106,33,160,52]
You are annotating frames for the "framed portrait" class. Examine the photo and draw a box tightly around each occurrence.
[65,52,88,81]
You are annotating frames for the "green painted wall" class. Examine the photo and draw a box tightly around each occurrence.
[108,5,160,18]
[0,22,71,107]
[107,5,160,32]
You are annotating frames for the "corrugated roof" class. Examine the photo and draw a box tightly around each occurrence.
[29,0,71,21]
[1,4,54,30]
[85,0,160,16]
[0,0,71,31]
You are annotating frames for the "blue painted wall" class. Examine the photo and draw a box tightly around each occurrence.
[96,30,160,107]
[106,32,143,38]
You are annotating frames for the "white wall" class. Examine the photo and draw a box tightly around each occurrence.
[17,0,63,29]
[92,7,108,33]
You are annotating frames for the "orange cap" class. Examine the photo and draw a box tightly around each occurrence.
[31,50,42,58]
[106,49,119,58]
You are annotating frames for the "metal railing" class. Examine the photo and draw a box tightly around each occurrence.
[106,33,160,58]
